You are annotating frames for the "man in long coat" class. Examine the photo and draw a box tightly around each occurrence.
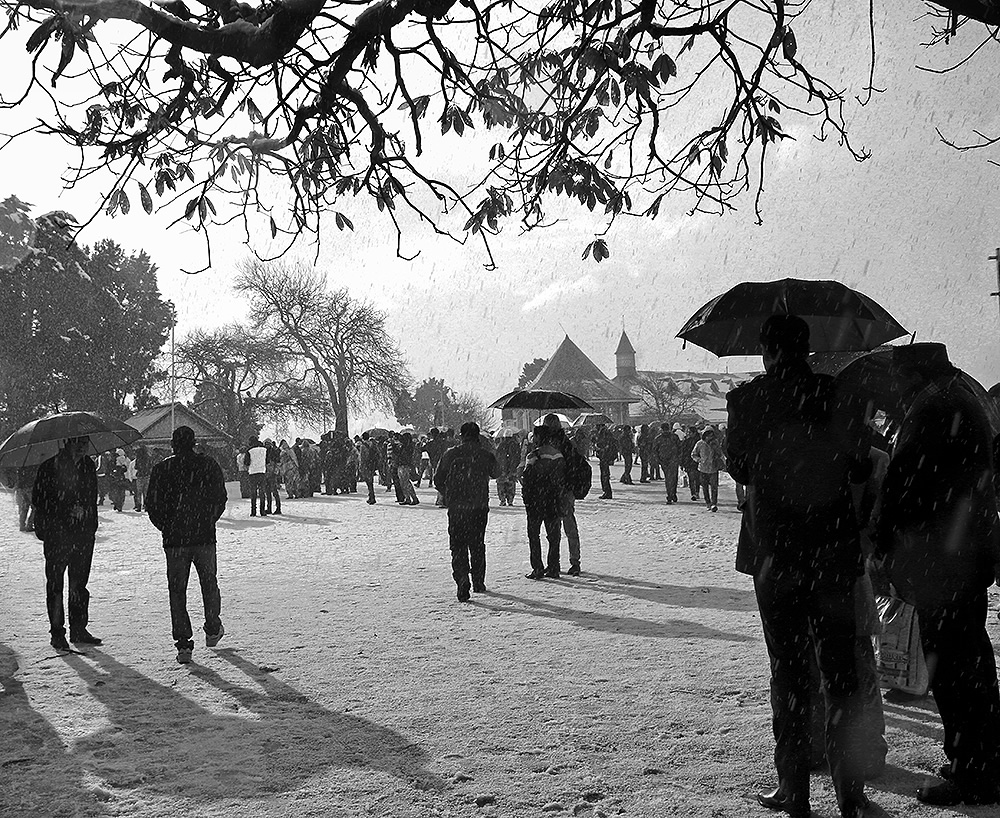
[727,314,871,818]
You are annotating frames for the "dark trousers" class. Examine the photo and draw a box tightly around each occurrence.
[265,473,281,513]
[599,462,613,497]
[448,508,489,591]
[620,451,633,483]
[43,534,95,637]
[754,568,865,814]
[639,456,649,482]
[527,512,561,573]
[249,473,267,515]
[700,472,719,507]
[663,461,679,502]
[364,477,376,502]
[686,467,701,498]
[918,591,1000,790]
[165,545,222,650]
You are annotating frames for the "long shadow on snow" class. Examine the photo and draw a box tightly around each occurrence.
[64,647,441,799]
[577,572,757,612]
[480,592,754,641]
[0,642,108,815]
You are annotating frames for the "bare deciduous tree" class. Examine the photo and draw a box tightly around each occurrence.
[235,259,408,434]
[175,323,329,442]
[633,373,703,423]
[4,0,988,268]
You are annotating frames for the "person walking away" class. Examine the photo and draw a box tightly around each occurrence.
[494,434,520,506]
[279,440,299,499]
[681,426,700,501]
[618,425,635,484]
[874,344,1000,807]
[434,422,498,601]
[133,445,151,512]
[96,451,111,506]
[107,449,128,512]
[264,439,282,514]
[727,314,872,818]
[546,416,590,575]
[692,427,722,511]
[593,424,618,500]
[32,437,102,650]
[636,424,652,483]
[146,425,228,665]
[359,432,380,504]
[319,432,334,495]
[244,436,268,517]
[396,433,420,505]
[521,423,566,579]
[297,440,317,498]
[654,423,681,504]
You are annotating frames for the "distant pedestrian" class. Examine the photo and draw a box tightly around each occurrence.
[495,434,520,506]
[359,432,380,504]
[298,440,318,498]
[396,432,419,505]
[245,436,268,516]
[653,423,680,504]
[146,426,228,665]
[279,440,299,499]
[521,423,566,579]
[593,424,618,499]
[692,428,722,512]
[681,426,700,501]
[107,449,128,512]
[32,436,101,650]
[434,422,498,601]
[619,425,635,484]
[133,445,151,512]
[264,439,282,514]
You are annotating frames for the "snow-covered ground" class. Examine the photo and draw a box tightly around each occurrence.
[2,475,998,818]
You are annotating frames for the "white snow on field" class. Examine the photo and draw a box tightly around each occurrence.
[1,474,998,818]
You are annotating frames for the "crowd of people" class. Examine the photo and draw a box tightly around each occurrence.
[8,311,1000,817]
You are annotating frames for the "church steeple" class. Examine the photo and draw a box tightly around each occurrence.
[615,330,636,379]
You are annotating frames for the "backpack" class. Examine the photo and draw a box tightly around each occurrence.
[564,444,593,500]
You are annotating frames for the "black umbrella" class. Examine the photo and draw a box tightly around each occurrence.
[0,411,142,468]
[810,345,1000,433]
[677,278,908,356]
[488,389,594,411]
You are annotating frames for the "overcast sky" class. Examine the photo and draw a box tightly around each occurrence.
[4,0,1000,430]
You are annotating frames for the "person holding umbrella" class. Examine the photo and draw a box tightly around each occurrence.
[32,436,102,650]
[727,315,872,818]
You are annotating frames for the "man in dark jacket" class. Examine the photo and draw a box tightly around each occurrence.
[146,426,228,664]
[593,424,618,499]
[133,445,151,512]
[618,425,635,484]
[521,423,567,578]
[875,344,1000,806]
[434,422,498,601]
[727,315,871,818]
[654,423,681,504]
[33,436,101,650]
[681,426,700,501]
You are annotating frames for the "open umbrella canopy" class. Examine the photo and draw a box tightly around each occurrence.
[489,389,594,411]
[572,412,612,427]
[677,278,908,356]
[0,411,143,469]
[809,345,1000,433]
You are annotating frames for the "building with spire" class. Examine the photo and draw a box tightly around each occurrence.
[611,330,758,425]
[502,335,639,429]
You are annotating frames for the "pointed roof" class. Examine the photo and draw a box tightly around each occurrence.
[528,336,637,404]
[615,330,635,355]
[126,402,232,446]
